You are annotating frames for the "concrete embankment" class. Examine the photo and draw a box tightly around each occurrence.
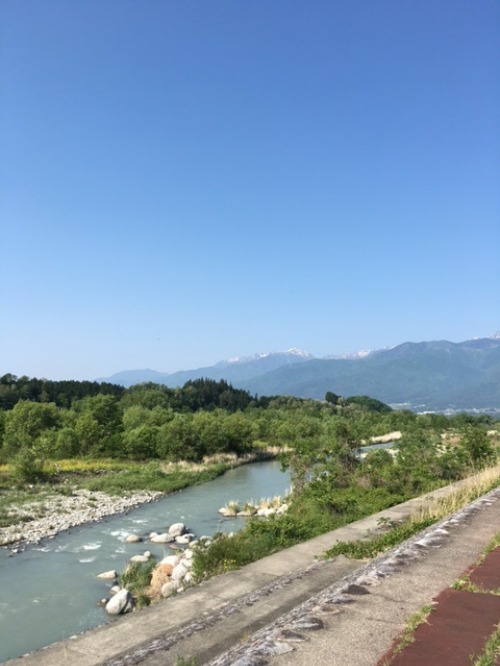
[7,467,500,666]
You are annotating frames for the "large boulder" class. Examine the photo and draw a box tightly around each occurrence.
[149,563,174,598]
[96,570,118,580]
[159,554,180,567]
[161,581,178,598]
[124,534,142,543]
[175,534,193,545]
[168,522,186,537]
[171,562,189,583]
[129,551,151,564]
[151,532,175,544]
[105,588,133,615]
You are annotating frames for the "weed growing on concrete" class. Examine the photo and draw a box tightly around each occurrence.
[388,604,434,660]
[471,623,500,666]
[174,657,197,666]
[324,518,435,560]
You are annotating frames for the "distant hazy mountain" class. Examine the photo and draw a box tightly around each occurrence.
[95,368,171,387]
[97,349,314,389]
[96,336,500,411]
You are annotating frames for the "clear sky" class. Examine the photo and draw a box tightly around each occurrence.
[1,1,499,380]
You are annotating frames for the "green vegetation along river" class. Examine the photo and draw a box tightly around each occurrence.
[0,460,290,663]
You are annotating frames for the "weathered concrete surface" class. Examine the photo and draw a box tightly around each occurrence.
[211,490,500,666]
[6,469,500,666]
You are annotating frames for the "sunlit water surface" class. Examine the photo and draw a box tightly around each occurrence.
[0,460,290,662]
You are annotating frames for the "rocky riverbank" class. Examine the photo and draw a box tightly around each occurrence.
[0,488,162,552]
[0,450,280,553]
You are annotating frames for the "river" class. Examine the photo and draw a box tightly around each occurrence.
[0,460,290,663]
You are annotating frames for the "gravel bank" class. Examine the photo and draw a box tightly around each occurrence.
[0,489,162,551]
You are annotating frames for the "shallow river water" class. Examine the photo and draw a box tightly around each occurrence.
[0,460,290,663]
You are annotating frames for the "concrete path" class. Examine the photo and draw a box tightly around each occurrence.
[380,546,500,665]
[211,488,500,666]
[6,471,500,666]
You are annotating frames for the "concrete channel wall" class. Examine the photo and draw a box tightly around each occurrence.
[8,466,500,666]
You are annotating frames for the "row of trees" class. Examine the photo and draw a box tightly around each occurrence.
[0,394,255,463]
[0,377,497,480]
[0,375,255,412]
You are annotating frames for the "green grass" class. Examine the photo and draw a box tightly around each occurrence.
[77,462,228,494]
[452,531,500,595]
[386,604,434,662]
[174,658,197,666]
[323,517,436,560]
[192,466,500,583]
[471,625,500,666]
[0,487,54,528]
[119,559,157,608]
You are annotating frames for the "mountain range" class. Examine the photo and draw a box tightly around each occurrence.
[97,335,500,412]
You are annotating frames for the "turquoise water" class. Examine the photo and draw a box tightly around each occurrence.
[0,460,290,662]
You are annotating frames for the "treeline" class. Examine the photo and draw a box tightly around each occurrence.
[0,377,259,464]
[0,374,124,410]
[0,374,253,412]
[0,375,497,474]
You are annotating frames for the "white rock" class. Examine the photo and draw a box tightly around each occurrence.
[129,553,150,563]
[124,534,142,543]
[96,570,118,580]
[172,563,188,582]
[175,535,192,545]
[168,522,186,537]
[159,555,179,567]
[257,508,275,517]
[151,533,175,544]
[183,549,194,560]
[105,588,133,615]
[184,571,194,584]
[161,581,178,598]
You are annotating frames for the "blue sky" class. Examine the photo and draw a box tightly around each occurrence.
[1,1,499,380]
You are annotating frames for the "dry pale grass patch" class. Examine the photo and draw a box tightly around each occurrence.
[414,465,500,525]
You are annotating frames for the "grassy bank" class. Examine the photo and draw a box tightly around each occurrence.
[191,463,500,582]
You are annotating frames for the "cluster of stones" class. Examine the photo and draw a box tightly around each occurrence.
[218,497,289,518]
[96,522,211,615]
[1,489,162,551]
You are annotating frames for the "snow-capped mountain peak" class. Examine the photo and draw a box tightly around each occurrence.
[218,349,314,366]
[324,349,375,360]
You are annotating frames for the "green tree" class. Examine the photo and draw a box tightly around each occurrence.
[459,425,494,467]
[73,394,123,456]
[325,391,340,405]
[123,424,159,459]
[3,401,61,458]
[156,414,198,461]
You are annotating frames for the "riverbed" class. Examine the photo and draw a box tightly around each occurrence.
[0,460,290,663]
